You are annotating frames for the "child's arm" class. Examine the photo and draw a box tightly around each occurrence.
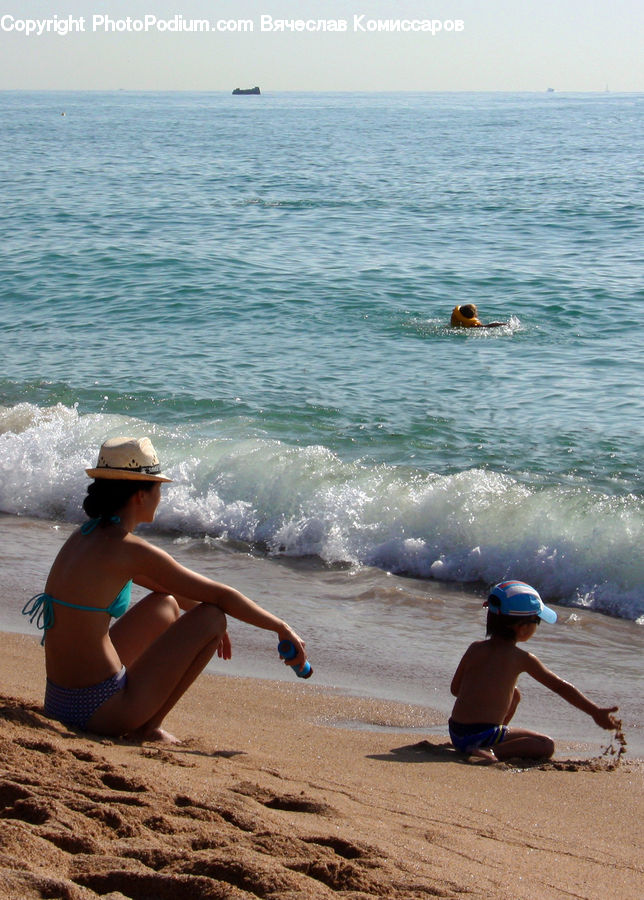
[503,687,521,724]
[524,652,619,729]
[450,644,474,696]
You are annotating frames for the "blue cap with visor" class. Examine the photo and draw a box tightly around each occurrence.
[487,581,557,624]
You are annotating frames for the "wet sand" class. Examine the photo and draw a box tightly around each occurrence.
[1,631,642,900]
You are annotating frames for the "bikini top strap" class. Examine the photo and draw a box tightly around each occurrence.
[22,593,55,645]
[22,592,122,645]
[80,515,121,535]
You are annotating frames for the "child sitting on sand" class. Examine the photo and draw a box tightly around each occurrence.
[449,580,618,761]
[450,304,507,328]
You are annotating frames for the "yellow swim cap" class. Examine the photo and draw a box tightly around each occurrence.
[451,305,482,327]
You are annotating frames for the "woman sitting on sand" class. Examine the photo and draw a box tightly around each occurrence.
[23,436,308,743]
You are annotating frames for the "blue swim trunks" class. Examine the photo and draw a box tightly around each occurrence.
[44,666,127,730]
[448,718,508,755]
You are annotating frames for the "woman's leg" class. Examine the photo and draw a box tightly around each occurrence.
[493,727,555,761]
[109,592,181,666]
[87,602,227,740]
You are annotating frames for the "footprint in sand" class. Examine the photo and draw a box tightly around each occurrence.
[232,781,334,815]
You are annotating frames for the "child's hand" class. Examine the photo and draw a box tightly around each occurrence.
[593,705,619,730]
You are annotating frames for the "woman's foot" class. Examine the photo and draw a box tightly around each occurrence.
[128,725,181,744]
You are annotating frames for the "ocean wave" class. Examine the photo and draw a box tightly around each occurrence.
[1,402,642,622]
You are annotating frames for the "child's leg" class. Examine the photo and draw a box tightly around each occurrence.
[87,602,227,740]
[493,727,554,761]
[467,747,498,762]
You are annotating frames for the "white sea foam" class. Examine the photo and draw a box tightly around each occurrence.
[1,403,642,622]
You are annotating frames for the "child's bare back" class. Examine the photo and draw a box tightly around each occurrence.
[451,637,532,724]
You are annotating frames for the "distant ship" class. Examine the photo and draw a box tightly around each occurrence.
[232,86,260,95]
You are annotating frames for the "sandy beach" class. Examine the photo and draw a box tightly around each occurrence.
[1,630,642,900]
[3,514,642,758]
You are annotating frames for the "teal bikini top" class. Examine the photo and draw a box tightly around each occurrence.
[22,517,132,644]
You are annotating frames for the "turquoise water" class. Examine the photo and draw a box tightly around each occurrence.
[1,90,643,620]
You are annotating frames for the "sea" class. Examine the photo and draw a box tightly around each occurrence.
[1,90,642,753]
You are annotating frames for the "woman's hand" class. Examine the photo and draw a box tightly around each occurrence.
[278,624,307,668]
[217,630,232,660]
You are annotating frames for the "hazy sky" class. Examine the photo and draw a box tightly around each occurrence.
[1,1,642,91]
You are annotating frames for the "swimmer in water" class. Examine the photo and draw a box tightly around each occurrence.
[451,304,508,328]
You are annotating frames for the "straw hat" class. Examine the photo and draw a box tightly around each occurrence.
[85,437,172,482]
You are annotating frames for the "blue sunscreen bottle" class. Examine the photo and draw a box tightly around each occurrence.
[278,640,313,679]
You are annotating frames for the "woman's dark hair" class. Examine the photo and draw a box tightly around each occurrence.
[83,479,156,522]
[486,610,540,640]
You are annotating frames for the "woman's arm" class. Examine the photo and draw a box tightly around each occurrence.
[129,537,307,663]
